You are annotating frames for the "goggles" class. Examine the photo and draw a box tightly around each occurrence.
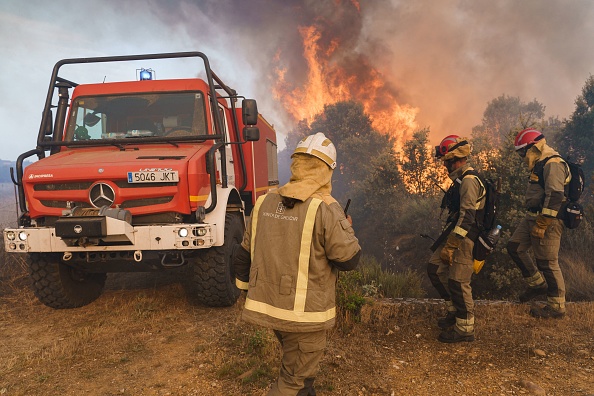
[516,143,534,158]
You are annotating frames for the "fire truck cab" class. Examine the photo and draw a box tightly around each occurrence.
[3,52,279,308]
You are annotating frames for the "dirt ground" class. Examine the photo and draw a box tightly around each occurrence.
[1,270,593,396]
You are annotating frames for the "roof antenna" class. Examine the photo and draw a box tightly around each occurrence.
[103,76,106,83]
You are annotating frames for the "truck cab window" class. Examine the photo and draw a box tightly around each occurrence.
[65,92,208,141]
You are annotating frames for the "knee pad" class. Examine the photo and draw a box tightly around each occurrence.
[427,263,450,300]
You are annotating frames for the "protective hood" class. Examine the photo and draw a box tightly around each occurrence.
[524,138,558,171]
[442,137,471,161]
[277,153,332,201]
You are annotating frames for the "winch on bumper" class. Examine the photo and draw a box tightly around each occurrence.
[4,218,215,253]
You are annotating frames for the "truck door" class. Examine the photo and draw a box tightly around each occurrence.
[214,104,236,187]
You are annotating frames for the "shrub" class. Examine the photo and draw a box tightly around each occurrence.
[336,255,426,328]
[0,235,29,296]
[357,256,425,299]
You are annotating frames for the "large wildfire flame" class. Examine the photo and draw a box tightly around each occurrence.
[272,23,419,147]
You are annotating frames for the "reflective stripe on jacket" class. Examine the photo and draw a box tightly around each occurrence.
[526,151,570,217]
[449,164,486,238]
[240,191,361,332]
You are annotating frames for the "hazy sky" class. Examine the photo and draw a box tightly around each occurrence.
[1,0,594,161]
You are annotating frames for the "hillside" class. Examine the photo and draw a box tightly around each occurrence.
[1,268,592,396]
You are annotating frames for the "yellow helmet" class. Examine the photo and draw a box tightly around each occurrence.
[293,132,337,169]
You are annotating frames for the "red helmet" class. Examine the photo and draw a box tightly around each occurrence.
[514,128,544,151]
[435,135,469,159]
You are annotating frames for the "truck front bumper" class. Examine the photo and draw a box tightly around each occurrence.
[4,218,216,253]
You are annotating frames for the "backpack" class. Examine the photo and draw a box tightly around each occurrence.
[534,155,585,229]
[468,172,500,262]
[565,161,586,202]
[459,170,500,232]
[478,176,499,232]
[447,170,500,262]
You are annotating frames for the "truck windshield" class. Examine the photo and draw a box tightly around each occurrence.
[64,92,208,141]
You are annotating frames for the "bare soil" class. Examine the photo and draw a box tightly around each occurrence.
[1,269,593,396]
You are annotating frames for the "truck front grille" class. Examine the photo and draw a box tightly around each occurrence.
[34,181,178,191]
[40,200,92,208]
[40,197,173,209]
[120,197,174,208]
[34,182,94,191]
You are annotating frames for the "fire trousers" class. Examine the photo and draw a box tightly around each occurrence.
[267,329,326,396]
[427,236,475,335]
[507,214,566,311]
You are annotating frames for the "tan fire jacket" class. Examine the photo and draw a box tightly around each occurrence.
[235,191,361,332]
[524,142,570,217]
[449,164,486,239]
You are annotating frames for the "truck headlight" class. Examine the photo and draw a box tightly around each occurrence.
[195,227,207,236]
[6,231,15,240]
[178,228,189,238]
[18,231,28,241]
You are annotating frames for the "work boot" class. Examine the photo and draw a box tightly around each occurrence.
[519,284,548,302]
[296,387,316,396]
[438,329,475,343]
[437,312,456,329]
[297,377,316,396]
[529,305,566,319]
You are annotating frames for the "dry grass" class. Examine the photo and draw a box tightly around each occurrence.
[0,244,29,297]
[561,253,594,301]
[0,266,279,395]
[1,267,593,395]
[1,182,593,395]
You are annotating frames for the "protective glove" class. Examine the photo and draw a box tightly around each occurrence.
[232,244,251,290]
[531,214,554,239]
[440,233,463,265]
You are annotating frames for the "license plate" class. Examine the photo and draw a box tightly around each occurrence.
[127,171,179,183]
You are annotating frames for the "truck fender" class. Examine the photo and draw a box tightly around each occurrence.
[204,186,245,247]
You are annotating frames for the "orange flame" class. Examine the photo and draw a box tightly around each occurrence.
[272,24,418,146]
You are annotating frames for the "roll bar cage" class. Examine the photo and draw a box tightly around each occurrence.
[12,51,254,217]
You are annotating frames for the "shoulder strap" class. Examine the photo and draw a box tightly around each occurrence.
[459,169,486,202]
[534,155,569,187]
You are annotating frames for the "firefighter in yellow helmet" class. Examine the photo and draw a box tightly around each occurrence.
[427,135,486,343]
[507,128,569,318]
[233,132,361,395]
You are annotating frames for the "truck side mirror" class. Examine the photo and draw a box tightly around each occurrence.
[43,110,54,136]
[243,126,260,142]
[242,99,258,126]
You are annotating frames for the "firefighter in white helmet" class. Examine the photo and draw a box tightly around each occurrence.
[507,128,569,318]
[427,135,486,343]
[233,132,361,395]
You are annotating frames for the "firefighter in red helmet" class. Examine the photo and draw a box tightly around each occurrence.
[427,135,486,343]
[507,128,570,318]
[233,132,361,395]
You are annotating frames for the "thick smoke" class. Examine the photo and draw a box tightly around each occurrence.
[137,0,594,143]
[10,0,594,157]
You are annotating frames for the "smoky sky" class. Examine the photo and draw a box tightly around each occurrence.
[1,0,594,161]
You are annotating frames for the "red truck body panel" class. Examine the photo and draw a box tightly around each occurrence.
[22,78,277,221]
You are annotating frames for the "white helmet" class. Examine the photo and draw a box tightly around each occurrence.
[293,132,337,169]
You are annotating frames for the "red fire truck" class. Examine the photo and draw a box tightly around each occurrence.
[3,52,278,309]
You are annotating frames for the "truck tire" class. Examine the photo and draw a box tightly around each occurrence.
[190,212,242,307]
[28,253,107,309]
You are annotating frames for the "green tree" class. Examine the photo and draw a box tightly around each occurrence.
[400,128,446,196]
[308,101,393,202]
[277,101,383,193]
[472,94,546,150]
[554,75,594,180]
